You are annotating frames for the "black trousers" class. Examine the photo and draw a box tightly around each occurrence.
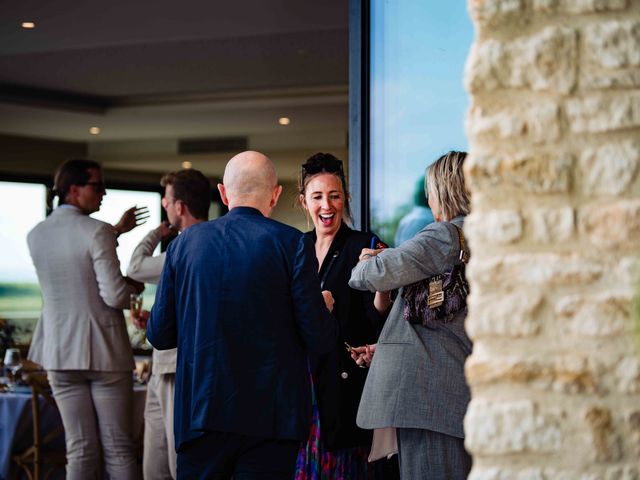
[176,431,299,480]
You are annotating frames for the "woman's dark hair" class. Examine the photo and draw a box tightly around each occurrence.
[299,152,352,222]
[160,169,212,220]
[48,158,102,210]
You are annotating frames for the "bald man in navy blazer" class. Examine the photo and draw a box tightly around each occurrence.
[148,151,337,479]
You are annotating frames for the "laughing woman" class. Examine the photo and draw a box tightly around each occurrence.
[294,153,391,479]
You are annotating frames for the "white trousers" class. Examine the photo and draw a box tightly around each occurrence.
[143,373,176,480]
[48,370,139,480]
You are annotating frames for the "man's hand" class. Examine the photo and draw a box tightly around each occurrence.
[158,221,178,241]
[349,343,376,367]
[125,276,145,294]
[322,290,335,313]
[131,309,150,329]
[114,206,150,236]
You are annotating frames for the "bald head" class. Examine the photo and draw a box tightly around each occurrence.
[218,151,282,216]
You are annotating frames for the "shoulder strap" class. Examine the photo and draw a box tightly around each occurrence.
[450,223,469,264]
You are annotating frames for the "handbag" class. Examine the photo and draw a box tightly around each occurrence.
[402,223,470,328]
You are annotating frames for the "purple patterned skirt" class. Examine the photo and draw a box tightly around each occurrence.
[294,374,373,480]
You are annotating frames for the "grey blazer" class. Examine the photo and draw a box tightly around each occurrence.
[27,206,136,371]
[349,217,472,438]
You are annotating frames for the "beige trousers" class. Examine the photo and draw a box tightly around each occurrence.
[143,373,176,479]
[48,370,140,480]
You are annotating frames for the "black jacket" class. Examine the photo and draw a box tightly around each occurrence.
[306,223,387,450]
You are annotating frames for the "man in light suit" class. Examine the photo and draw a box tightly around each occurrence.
[147,151,337,479]
[27,158,144,479]
[127,168,211,480]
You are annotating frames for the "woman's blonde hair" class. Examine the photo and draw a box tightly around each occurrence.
[426,151,470,221]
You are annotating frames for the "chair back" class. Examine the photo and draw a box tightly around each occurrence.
[11,373,66,480]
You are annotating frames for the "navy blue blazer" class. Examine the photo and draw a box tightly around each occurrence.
[147,207,337,450]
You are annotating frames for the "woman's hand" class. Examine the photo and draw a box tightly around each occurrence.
[349,343,377,367]
[374,291,392,313]
[358,248,385,262]
[322,290,335,312]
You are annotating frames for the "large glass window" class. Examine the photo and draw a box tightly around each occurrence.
[0,181,46,344]
[369,1,473,245]
[0,181,161,345]
[92,189,163,275]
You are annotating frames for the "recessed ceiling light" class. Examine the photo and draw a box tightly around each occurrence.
[278,117,291,126]
[181,161,193,169]
[21,22,35,29]
[89,127,100,135]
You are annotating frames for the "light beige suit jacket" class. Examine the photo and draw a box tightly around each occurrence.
[27,206,136,371]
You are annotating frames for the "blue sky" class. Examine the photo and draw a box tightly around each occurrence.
[370,0,474,220]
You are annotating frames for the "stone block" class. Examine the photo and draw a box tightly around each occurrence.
[579,140,640,195]
[627,409,640,457]
[533,0,629,13]
[465,152,572,194]
[584,406,623,461]
[466,290,543,338]
[555,293,633,337]
[465,209,523,245]
[465,399,563,454]
[579,200,640,249]
[466,353,602,394]
[583,70,640,89]
[466,27,577,94]
[526,206,575,243]
[612,257,640,287]
[468,0,525,26]
[469,467,545,480]
[605,466,640,480]
[566,93,640,133]
[584,20,640,69]
[469,253,603,292]
[467,100,561,143]
[614,355,640,394]
[469,466,639,480]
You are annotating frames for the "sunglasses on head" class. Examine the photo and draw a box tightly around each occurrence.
[301,158,344,178]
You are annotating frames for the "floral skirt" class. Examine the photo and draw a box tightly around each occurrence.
[294,375,374,480]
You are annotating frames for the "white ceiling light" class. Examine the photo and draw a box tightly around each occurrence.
[21,22,35,29]
[89,127,100,135]
[278,117,290,126]
[181,161,193,169]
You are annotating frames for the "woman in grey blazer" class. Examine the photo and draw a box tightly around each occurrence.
[28,159,144,480]
[349,151,472,479]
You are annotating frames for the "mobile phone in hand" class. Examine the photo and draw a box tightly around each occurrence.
[370,235,389,250]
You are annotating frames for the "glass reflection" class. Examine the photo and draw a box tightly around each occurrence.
[369,1,473,245]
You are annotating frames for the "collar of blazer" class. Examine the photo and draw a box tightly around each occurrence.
[52,205,84,216]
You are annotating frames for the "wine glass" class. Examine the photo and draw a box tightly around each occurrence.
[3,348,22,386]
[129,294,147,347]
[130,293,143,319]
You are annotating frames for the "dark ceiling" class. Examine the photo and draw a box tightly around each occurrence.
[0,0,348,102]
[0,0,350,149]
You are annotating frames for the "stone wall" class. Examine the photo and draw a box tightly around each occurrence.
[463,0,640,478]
